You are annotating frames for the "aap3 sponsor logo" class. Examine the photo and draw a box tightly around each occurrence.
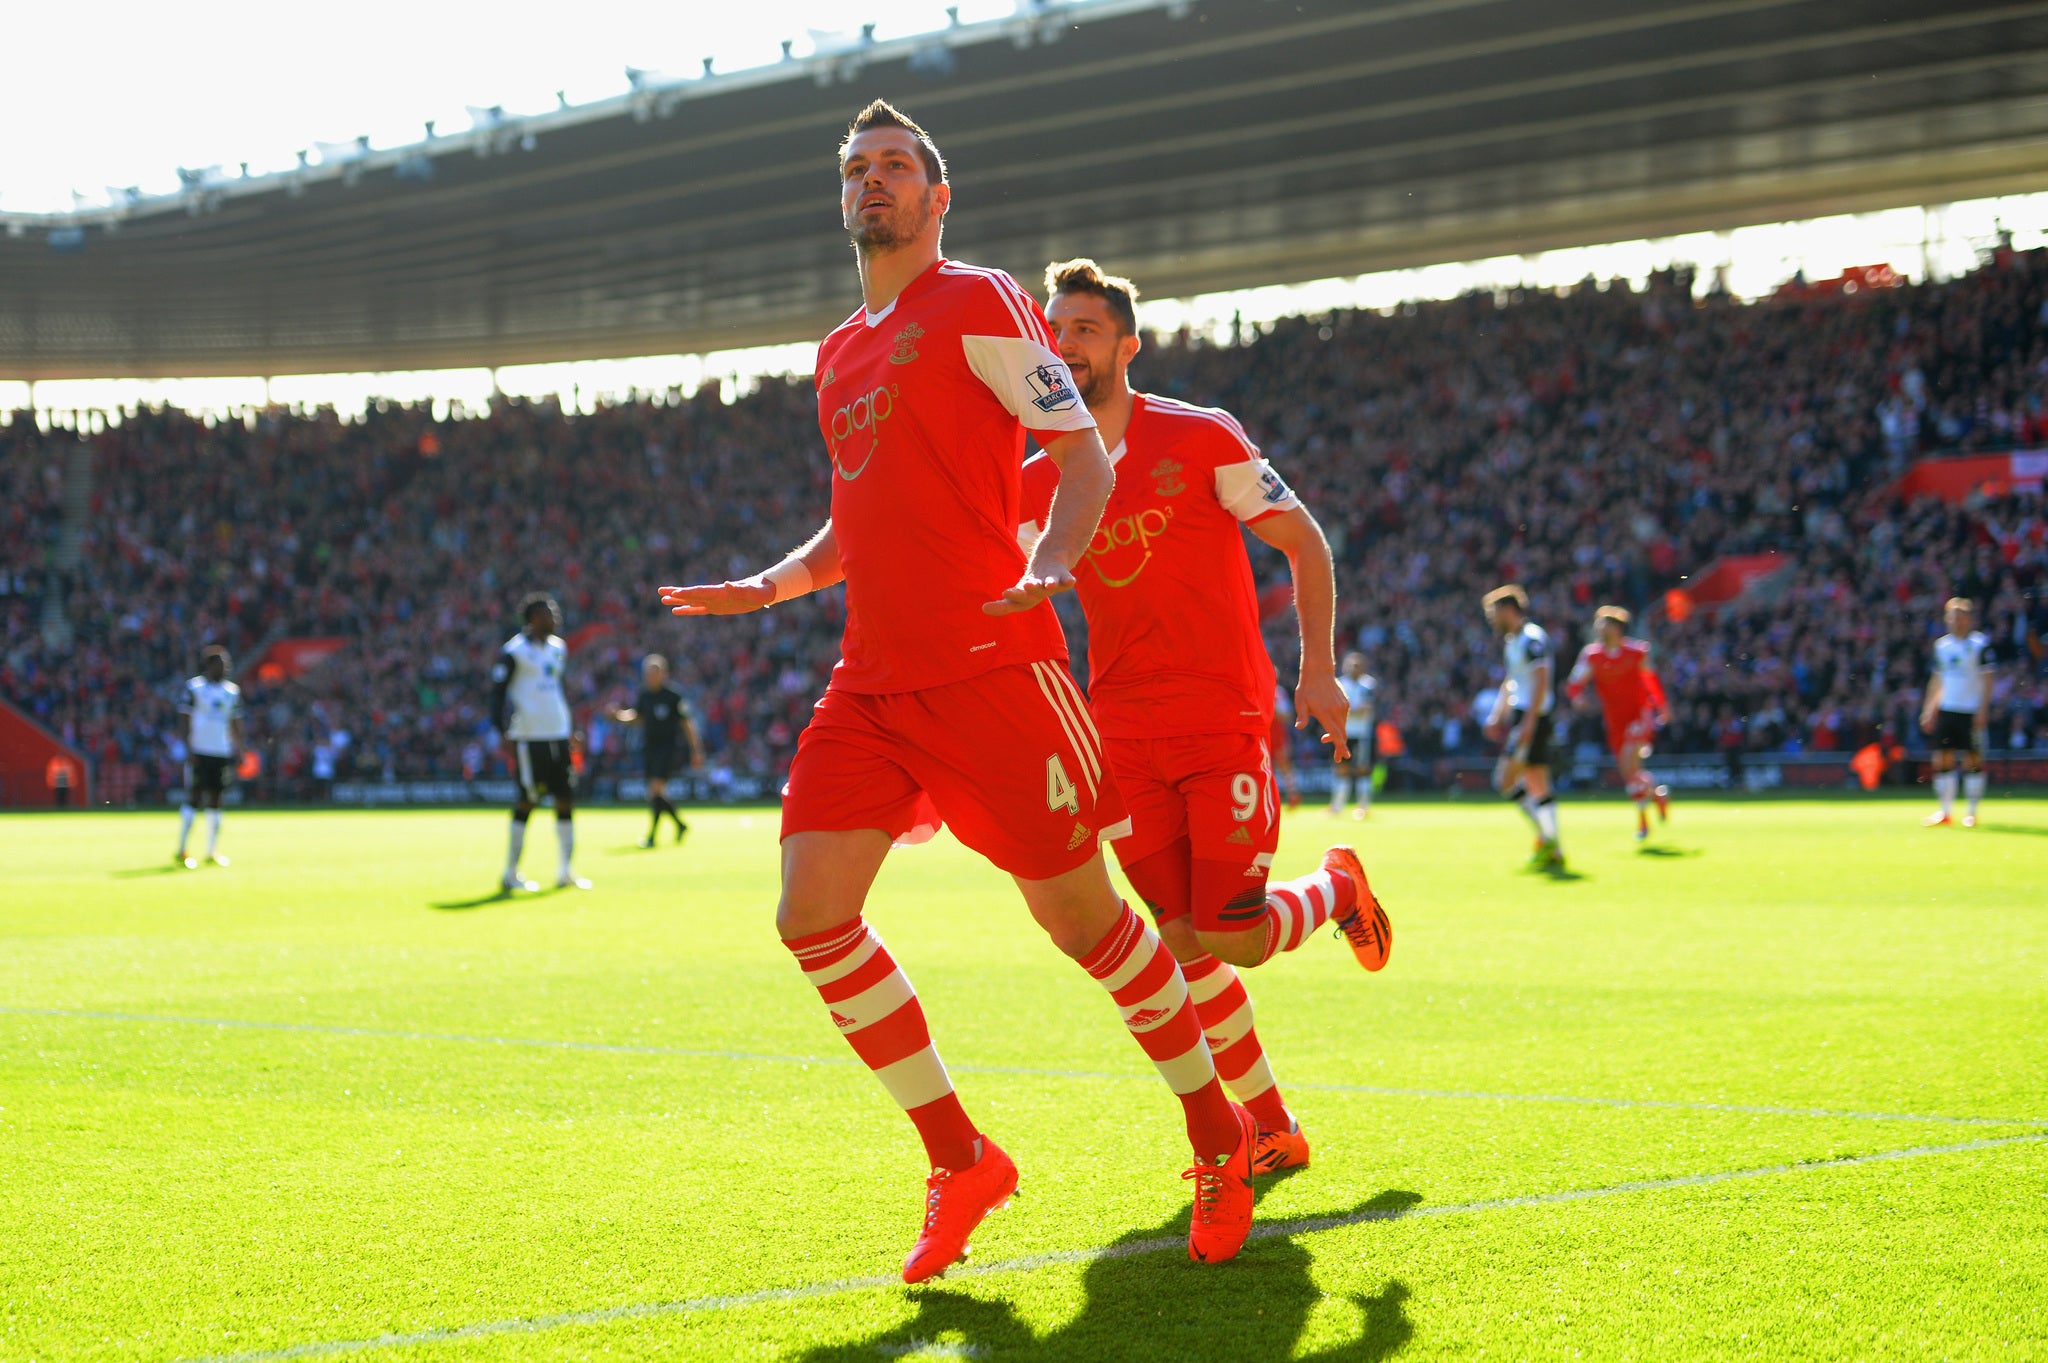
[1084,504,1174,587]
[828,384,896,480]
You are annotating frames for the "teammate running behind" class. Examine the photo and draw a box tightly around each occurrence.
[658,105,1259,1280]
[490,592,588,892]
[1023,258,1392,1176]
[1483,585,1565,872]
[1920,596,1994,827]
[175,645,243,869]
[610,653,703,848]
[1565,606,1671,841]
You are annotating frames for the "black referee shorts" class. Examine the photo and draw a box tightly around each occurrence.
[643,740,681,782]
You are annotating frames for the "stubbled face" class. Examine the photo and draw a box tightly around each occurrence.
[1597,619,1624,648]
[1342,654,1366,679]
[1487,603,1522,636]
[840,129,945,252]
[1047,291,1137,407]
[526,605,556,639]
[1946,605,1972,635]
[643,659,667,689]
[202,657,227,682]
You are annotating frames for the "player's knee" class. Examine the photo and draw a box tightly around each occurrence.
[1155,914,1204,964]
[1194,926,1266,969]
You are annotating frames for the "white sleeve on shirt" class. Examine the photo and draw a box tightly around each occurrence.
[961,336,1099,435]
[1212,458,1301,522]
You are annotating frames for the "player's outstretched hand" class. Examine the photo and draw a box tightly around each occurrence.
[984,565,1074,615]
[659,580,775,617]
[1295,672,1352,762]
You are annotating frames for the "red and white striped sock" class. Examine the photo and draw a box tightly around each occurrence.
[1181,953,1292,1134]
[1257,864,1357,963]
[785,918,980,1172]
[1077,904,1240,1159]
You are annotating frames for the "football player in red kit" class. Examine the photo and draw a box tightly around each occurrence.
[1020,259,1392,1177]
[658,105,1260,1282]
[1565,605,1672,840]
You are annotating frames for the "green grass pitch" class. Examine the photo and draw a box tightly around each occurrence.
[4,798,2046,1361]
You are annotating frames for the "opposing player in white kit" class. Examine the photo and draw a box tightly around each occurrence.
[175,645,244,869]
[1920,596,1995,828]
[490,593,588,892]
[1482,584,1566,872]
[1329,652,1377,819]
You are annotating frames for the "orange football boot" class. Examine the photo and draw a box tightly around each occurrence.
[1251,1122,1311,1175]
[1921,812,1953,827]
[1186,1103,1257,1263]
[1324,845,1392,972]
[902,1137,1018,1284]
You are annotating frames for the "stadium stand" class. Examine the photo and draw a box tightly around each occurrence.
[4,251,2047,804]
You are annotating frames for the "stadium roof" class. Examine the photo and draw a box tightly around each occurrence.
[8,0,2048,380]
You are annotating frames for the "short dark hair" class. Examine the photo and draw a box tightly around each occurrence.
[520,591,559,625]
[200,644,230,666]
[1046,257,1140,335]
[841,100,947,185]
[1483,584,1530,613]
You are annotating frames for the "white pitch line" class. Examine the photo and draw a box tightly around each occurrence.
[174,1130,2048,1363]
[9,1005,2046,1130]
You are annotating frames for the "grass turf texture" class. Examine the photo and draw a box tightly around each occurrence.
[3,800,2045,1362]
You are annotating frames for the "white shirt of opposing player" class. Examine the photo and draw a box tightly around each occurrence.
[180,677,243,758]
[496,634,573,741]
[1502,622,1556,715]
[1337,674,1376,738]
[1932,630,1993,714]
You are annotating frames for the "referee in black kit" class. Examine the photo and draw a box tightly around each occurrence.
[610,654,704,848]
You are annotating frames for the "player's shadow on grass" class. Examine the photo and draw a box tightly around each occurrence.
[429,889,517,911]
[1972,822,2048,839]
[109,863,189,878]
[793,1189,1421,1362]
[1635,845,1702,859]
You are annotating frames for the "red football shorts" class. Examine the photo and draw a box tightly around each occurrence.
[1607,711,1656,758]
[1102,731,1280,930]
[781,660,1130,881]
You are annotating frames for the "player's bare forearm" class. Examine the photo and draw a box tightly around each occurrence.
[661,521,844,616]
[1250,507,1338,679]
[986,429,1110,615]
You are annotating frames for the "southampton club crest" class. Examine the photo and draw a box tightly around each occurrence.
[1151,458,1186,497]
[888,322,923,365]
[1027,362,1079,413]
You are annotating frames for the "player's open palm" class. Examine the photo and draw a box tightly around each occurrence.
[984,563,1074,615]
[659,580,776,617]
[1296,672,1352,761]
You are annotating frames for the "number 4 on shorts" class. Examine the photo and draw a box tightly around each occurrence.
[1046,753,1080,815]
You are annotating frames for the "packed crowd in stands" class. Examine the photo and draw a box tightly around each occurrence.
[3,247,2047,803]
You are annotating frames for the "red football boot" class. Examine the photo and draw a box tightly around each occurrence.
[1251,1121,1311,1175]
[902,1138,1018,1284]
[1324,846,1393,972]
[1186,1103,1257,1263]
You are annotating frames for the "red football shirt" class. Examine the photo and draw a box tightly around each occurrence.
[1019,393,1299,739]
[1565,639,1668,722]
[815,259,1097,693]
